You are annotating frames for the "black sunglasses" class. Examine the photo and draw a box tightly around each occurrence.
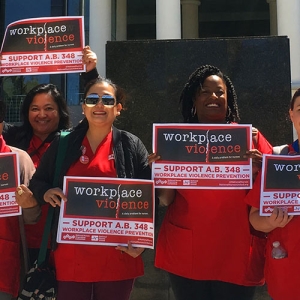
[84,93,116,107]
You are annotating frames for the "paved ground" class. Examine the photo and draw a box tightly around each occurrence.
[130,266,272,300]
[254,285,271,300]
[129,207,272,300]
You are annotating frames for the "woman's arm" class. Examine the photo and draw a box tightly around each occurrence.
[134,137,151,180]
[12,148,42,224]
[81,46,99,86]
[82,45,97,72]
[16,187,41,224]
[156,188,176,206]
[249,206,294,233]
[147,153,176,206]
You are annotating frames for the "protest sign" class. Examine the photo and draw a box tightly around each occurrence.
[0,16,85,76]
[0,152,21,217]
[152,123,252,189]
[57,176,155,249]
[260,154,300,215]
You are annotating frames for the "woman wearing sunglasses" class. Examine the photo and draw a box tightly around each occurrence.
[28,77,151,300]
[2,46,98,266]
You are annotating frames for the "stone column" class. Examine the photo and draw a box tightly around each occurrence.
[277,0,300,89]
[89,0,111,76]
[116,0,127,40]
[277,0,300,140]
[156,0,181,39]
[266,0,277,35]
[181,0,201,39]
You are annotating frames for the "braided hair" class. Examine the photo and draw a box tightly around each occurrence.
[180,65,240,123]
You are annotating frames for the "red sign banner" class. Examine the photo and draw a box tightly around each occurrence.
[57,176,155,249]
[152,123,252,189]
[0,16,85,76]
[0,152,21,217]
[260,154,300,215]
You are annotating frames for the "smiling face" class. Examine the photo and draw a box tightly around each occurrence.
[194,75,227,123]
[82,82,122,129]
[290,96,300,139]
[28,93,59,141]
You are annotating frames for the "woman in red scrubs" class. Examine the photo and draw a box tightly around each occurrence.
[247,88,300,300]
[0,101,36,299]
[150,65,273,300]
[29,77,151,300]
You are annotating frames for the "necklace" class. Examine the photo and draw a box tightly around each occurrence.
[79,146,89,164]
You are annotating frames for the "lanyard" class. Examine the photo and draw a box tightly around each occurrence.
[292,139,299,153]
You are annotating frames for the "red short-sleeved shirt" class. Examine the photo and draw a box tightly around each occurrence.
[0,136,21,296]
[155,128,272,286]
[25,135,51,249]
[27,134,51,168]
[54,132,143,282]
[245,147,300,300]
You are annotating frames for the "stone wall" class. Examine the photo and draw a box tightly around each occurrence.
[106,37,291,300]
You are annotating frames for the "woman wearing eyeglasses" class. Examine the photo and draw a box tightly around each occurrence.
[29,77,151,300]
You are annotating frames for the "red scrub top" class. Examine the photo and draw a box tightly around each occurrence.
[0,136,21,297]
[246,152,300,300]
[155,128,272,286]
[25,135,51,249]
[54,132,144,282]
[155,188,265,285]
[27,134,51,168]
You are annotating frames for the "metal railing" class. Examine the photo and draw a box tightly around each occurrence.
[3,95,24,123]
[3,92,84,124]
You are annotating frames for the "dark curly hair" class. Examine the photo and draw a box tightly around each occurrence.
[180,65,239,123]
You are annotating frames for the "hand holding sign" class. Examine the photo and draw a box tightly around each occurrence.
[250,206,294,233]
[244,149,263,180]
[115,241,145,258]
[147,153,161,169]
[44,187,67,207]
[15,184,38,208]
[267,207,294,229]
[82,45,97,73]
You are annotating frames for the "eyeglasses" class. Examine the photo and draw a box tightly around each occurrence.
[84,93,116,107]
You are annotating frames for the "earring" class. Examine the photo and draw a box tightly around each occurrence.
[82,111,85,115]
[117,111,120,115]
[191,107,196,116]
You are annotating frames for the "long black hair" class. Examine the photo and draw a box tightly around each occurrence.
[21,83,70,133]
[180,65,239,123]
[3,83,70,149]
